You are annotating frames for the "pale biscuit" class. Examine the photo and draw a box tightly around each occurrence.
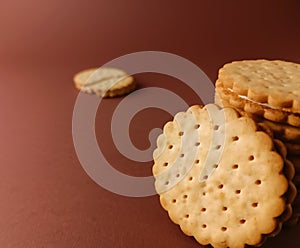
[215,95,300,225]
[216,59,300,113]
[153,104,290,248]
[231,114,299,226]
[215,94,300,225]
[216,94,300,156]
[215,85,300,127]
[73,67,136,97]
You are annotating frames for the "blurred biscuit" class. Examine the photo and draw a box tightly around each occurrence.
[73,67,136,97]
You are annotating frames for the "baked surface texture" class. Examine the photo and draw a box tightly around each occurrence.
[73,67,136,97]
[153,104,290,248]
[215,84,300,127]
[216,59,300,113]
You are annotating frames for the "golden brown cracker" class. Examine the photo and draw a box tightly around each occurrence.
[217,96,300,143]
[217,59,300,113]
[153,104,290,248]
[73,67,136,97]
[215,85,300,127]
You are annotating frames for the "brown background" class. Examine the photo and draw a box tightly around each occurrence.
[1,0,300,247]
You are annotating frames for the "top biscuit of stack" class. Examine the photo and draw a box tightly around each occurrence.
[216,60,300,125]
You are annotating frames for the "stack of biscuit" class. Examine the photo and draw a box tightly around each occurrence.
[153,59,300,247]
[215,59,300,224]
[215,60,300,155]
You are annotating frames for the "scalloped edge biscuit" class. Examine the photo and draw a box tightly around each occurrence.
[215,96,300,226]
[215,92,300,143]
[153,104,292,248]
[215,85,300,127]
[73,67,136,97]
[216,59,300,113]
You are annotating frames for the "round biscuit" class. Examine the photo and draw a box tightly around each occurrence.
[153,104,290,248]
[215,84,300,127]
[73,67,136,97]
[217,59,300,113]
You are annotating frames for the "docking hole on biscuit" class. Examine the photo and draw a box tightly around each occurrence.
[215,145,221,150]
[232,164,239,169]
[255,180,262,185]
[153,103,292,247]
[213,125,219,130]
[194,124,200,129]
[240,219,246,224]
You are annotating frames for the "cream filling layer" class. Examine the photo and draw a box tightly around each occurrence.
[226,88,276,109]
